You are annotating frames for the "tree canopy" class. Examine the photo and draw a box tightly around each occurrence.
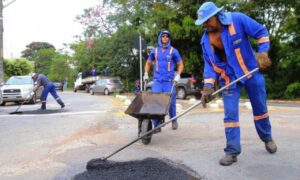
[7,1,297,98]
[26,0,297,98]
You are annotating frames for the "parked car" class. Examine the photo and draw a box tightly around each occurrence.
[53,82,64,91]
[146,73,203,99]
[89,77,124,95]
[0,75,43,106]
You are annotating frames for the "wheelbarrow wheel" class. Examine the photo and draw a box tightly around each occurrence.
[140,119,152,145]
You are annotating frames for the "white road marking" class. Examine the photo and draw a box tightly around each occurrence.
[0,110,107,118]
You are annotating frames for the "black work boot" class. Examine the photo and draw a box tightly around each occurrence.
[41,103,46,110]
[265,140,277,154]
[57,99,65,109]
[219,155,237,166]
[172,121,178,130]
[153,125,162,134]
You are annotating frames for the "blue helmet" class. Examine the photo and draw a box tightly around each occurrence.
[195,2,224,26]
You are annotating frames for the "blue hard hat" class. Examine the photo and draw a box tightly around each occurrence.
[195,2,224,26]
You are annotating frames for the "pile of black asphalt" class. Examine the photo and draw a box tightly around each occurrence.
[14,109,67,115]
[73,157,202,180]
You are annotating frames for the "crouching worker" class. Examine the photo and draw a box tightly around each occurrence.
[143,30,184,133]
[31,73,65,110]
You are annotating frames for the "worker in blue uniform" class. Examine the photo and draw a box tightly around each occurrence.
[195,2,277,166]
[31,73,65,110]
[143,31,184,133]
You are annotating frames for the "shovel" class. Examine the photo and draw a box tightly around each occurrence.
[86,68,259,169]
[9,92,34,114]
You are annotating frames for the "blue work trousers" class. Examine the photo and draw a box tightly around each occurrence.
[151,81,176,126]
[222,72,272,155]
[41,83,63,109]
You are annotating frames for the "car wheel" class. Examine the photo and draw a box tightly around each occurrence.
[29,95,36,104]
[90,89,94,95]
[176,87,186,99]
[0,101,5,106]
[104,88,109,95]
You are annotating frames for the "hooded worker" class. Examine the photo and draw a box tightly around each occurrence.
[31,73,65,110]
[195,2,276,166]
[143,30,184,132]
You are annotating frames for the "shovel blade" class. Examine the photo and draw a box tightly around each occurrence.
[86,158,110,170]
[9,111,23,115]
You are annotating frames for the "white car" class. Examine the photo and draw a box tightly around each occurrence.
[0,75,42,106]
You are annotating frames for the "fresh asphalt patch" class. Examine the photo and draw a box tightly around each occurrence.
[11,109,68,115]
[73,158,202,180]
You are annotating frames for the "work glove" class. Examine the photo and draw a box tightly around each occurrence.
[201,87,215,108]
[173,74,181,83]
[143,72,149,82]
[255,52,271,71]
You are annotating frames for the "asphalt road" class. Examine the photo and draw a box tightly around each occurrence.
[0,92,299,180]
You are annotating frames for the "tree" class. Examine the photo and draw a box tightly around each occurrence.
[72,0,300,98]
[32,48,57,76]
[21,42,55,60]
[3,58,33,79]
[48,54,73,82]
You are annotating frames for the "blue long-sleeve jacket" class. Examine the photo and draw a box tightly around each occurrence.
[201,12,270,88]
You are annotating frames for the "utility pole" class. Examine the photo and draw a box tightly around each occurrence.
[0,0,3,84]
[0,0,16,84]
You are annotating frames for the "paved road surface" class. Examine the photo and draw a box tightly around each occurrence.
[0,92,299,180]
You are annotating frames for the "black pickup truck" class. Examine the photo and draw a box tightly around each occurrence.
[145,73,203,99]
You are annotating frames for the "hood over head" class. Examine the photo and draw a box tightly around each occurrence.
[158,30,171,48]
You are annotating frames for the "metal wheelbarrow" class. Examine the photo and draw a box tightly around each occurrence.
[125,87,172,145]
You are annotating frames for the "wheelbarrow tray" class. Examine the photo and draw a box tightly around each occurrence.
[125,92,171,120]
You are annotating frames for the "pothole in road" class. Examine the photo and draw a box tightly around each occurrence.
[73,157,202,180]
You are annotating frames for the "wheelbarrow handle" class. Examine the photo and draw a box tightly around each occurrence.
[102,68,259,161]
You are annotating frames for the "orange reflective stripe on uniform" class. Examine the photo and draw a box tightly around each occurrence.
[168,47,173,72]
[204,78,215,85]
[229,22,251,79]
[224,122,239,128]
[254,112,269,121]
[155,48,158,72]
[209,59,230,88]
[257,36,270,44]
[234,48,251,78]
[229,22,236,35]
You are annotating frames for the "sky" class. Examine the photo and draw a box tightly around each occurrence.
[3,0,102,58]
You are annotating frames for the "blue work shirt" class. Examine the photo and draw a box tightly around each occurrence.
[36,74,51,87]
[201,12,270,88]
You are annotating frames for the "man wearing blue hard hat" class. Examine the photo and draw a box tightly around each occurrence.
[144,30,184,132]
[195,2,277,166]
